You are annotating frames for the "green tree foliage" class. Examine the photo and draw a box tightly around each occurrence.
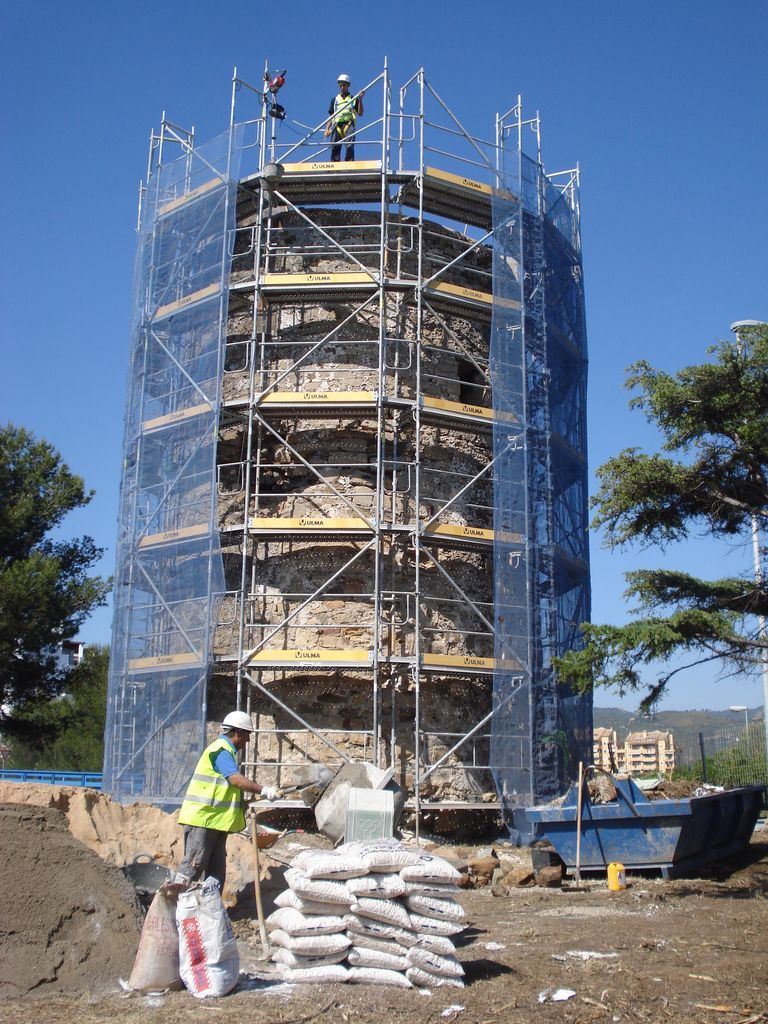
[0,424,110,740]
[5,645,110,770]
[556,324,768,710]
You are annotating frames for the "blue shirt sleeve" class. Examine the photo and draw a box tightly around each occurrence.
[212,746,239,779]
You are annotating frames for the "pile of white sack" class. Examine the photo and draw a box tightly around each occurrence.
[267,838,466,989]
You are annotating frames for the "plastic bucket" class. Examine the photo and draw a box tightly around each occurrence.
[607,861,626,891]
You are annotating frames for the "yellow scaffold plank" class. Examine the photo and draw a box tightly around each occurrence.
[247,648,373,665]
[424,166,493,198]
[152,282,220,321]
[424,523,494,543]
[142,402,213,433]
[158,177,224,216]
[426,281,521,311]
[260,389,376,406]
[138,523,209,549]
[129,652,203,672]
[421,396,520,426]
[422,396,493,422]
[423,523,525,545]
[260,272,376,288]
[280,160,382,173]
[424,167,516,203]
[422,653,496,671]
[250,516,372,532]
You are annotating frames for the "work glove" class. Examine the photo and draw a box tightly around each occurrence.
[260,785,280,801]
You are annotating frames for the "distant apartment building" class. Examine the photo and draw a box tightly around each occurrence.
[623,730,675,775]
[53,640,85,673]
[593,727,620,771]
[593,727,675,776]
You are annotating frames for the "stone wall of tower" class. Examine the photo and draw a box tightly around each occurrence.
[212,205,498,802]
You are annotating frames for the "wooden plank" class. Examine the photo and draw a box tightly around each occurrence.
[158,177,223,216]
[142,402,212,432]
[153,282,220,321]
[138,523,209,549]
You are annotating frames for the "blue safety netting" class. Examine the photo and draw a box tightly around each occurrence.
[489,144,530,833]
[490,138,591,840]
[103,129,243,804]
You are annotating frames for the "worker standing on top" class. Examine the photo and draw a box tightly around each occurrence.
[325,73,364,162]
[162,711,279,895]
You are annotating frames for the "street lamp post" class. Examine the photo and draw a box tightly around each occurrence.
[729,704,749,734]
[730,320,768,781]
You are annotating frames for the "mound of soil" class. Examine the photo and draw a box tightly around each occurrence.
[0,782,274,905]
[0,802,143,998]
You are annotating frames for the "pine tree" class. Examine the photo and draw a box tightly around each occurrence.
[0,424,109,742]
[556,323,768,709]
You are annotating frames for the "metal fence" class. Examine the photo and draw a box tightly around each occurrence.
[674,723,767,788]
[0,770,103,789]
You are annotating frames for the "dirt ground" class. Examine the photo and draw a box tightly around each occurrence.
[1,816,766,1024]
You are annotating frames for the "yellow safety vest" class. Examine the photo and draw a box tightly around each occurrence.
[178,736,245,833]
[333,91,357,127]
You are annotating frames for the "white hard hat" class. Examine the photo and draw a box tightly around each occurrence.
[222,711,254,732]
[337,73,351,84]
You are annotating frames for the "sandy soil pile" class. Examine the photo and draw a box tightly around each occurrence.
[0,802,144,998]
[0,782,184,867]
[0,782,277,904]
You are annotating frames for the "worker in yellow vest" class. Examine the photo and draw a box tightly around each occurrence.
[324,72,364,162]
[162,711,279,894]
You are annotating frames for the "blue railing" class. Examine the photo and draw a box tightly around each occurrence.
[0,769,103,789]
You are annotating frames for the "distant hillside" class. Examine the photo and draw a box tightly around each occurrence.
[593,706,762,763]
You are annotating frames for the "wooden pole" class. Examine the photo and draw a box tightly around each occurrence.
[249,811,270,957]
[575,760,584,888]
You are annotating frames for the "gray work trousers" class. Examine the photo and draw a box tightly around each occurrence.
[177,825,229,891]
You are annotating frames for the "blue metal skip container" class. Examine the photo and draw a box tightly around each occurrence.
[525,776,767,878]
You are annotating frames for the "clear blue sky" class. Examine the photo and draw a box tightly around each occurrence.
[2,0,766,711]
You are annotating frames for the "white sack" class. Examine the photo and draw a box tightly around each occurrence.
[400,854,461,884]
[408,911,466,937]
[348,966,413,987]
[128,890,182,992]
[271,946,348,969]
[291,849,368,879]
[176,881,239,999]
[274,888,348,916]
[406,966,465,989]
[285,867,353,905]
[269,928,351,957]
[282,964,349,984]
[348,946,409,971]
[265,906,345,937]
[350,896,412,930]
[404,893,466,922]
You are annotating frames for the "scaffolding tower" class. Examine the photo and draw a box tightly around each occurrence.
[103,64,591,838]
